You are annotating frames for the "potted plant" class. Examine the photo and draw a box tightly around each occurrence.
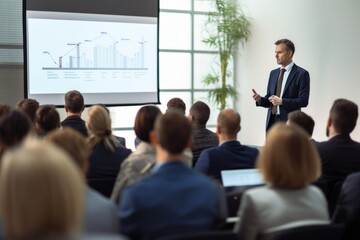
[202,0,251,110]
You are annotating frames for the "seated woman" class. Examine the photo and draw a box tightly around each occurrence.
[35,105,61,137]
[233,123,329,240]
[0,138,85,240]
[86,105,132,196]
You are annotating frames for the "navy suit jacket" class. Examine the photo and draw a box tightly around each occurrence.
[194,141,258,183]
[118,161,226,240]
[316,134,360,184]
[332,172,360,240]
[256,64,310,130]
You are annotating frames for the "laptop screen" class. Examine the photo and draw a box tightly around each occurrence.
[221,169,264,187]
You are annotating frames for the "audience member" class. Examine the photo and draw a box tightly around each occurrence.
[287,110,317,143]
[195,109,258,183]
[166,97,186,115]
[234,123,329,240]
[45,128,119,234]
[119,110,226,240]
[111,105,161,203]
[0,104,11,118]
[16,98,39,123]
[332,172,360,240]
[189,101,218,166]
[315,99,360,214]
[0,110,32,158]
[86,105,132,184]
[35,105,60,137]
[98,104,126,148]
[0,138,84,240]
[61,90,88,137]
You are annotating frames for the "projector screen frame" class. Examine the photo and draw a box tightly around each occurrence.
[23,0,160,107]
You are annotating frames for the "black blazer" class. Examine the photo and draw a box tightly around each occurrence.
[256,64,310,130]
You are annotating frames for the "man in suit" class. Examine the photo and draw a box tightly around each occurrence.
[194,109,258,183]
[118,110,226,240]
[332,172,360,240]
[61,90,88,137]
[189,101,219,166]
[252,39,310,131]
[316,99,360,185]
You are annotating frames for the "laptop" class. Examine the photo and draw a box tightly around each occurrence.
[221,169,264,187]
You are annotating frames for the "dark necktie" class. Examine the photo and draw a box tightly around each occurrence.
[272,68,286,115]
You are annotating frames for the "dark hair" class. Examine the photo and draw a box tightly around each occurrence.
[35,105,60,136]
[0,110,32,156]
[166,98,186,115]
[288,111,315,137]
[16,99,39,123]
[155,110,191,154]
[275,39,295,56]
[0,104,12,118]
[330,99,358,135]
[134,105,162,143]
[65,90,84,113]
[189,101,210,126]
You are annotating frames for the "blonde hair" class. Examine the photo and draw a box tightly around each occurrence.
[86,105,117,152]
[0,138,85,240]
[257,123,321,189]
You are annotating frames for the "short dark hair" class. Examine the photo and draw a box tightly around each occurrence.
[0,110,32,156]
[155,110,191,154]
[288,111,315,137]
[16,98,39,123]
[166,98,186,115]
[275,39,295,56]
[189,101,210,126]
[35,105,60,136]
[330,99,358,135]
[0,104,12,118]
[64,90,84,113]
[134,105,162,143]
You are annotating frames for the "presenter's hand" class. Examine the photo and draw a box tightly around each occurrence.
[269,95,282,106]
[252,89,261,102]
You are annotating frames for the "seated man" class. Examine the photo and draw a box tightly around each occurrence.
[189,101,218,166]
[61,90,88,137]
[287,110,317,143]
[118,110,226,240]
[195,109,258,183]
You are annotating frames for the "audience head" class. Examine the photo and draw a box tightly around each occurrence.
[189,101,211,127]
[257,123,320,189]
[0,104,11,118]
[16,98,39,123]
[155,110,192,155]
[0,110,32,157]
[86,105,115,151]
[327,98,358,136]
[45,128,91,173]
[217,109,241,140]
[287,110,315,137]
[35,105,60,136]
[64,90,84,114]
[166,98,186,115]
[134,105,162,143]
[0,138,84,240]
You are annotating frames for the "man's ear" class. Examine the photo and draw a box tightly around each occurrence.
[188,114,193,122]
[185,137,192,149]
[216,125,221,135]
[327,117,332,128]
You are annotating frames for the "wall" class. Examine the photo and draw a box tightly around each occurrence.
[236,0,360,146]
